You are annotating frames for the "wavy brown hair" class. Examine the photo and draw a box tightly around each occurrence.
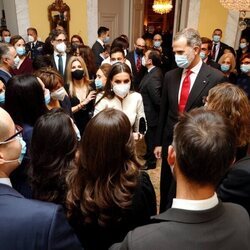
[66,108,141,226]
[206,83,250,147]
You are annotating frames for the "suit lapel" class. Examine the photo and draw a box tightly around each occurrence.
[172,68,183,112]
[185,63,209,111]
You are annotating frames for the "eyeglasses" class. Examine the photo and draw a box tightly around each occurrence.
[0,125,23,145]
[55,39,67,43]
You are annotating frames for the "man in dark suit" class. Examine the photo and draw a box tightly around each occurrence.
[153,28,225,212]
[0,107,82,250]
[200,37,220,70]
[211,28,229,62]
[139,48,162,169]
[50,30,70,83]
[126,37,147,91]
[26,27,44,60]
[92,26,110,68]
[111,109,250,250]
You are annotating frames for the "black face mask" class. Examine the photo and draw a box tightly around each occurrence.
[135,48,143,56]
[72,69,85,80]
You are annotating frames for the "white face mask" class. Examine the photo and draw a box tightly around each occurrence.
[28,35,35,43]
[56,42,66,53]
[50,87,66,101]
[13,56,20,69]
[142,56,146,67]
[113,83,130,98]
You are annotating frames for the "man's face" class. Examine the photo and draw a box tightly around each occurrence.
[144,50,151,66]
[51,33,66,50]
[110,52,125,64]
[2,30,10,38]
[201,43,210,57]
[135,38,145,51]
[27,30,37,41]
[173,37,192,56]
[153,34,162,47]
[4,47,17,69]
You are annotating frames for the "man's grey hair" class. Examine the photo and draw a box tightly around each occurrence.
[0,43,12,63]
[174,28,202,48]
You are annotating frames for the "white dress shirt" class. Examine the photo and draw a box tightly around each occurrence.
[172,193,219,211]
[0,178,12,187]
[178,59,203,103]
[53,51,67,75]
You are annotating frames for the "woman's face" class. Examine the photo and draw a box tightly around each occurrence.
[111,72,131,87]
[96,69,107,85]
[71,60,83,72]
[222,57,231,66]
[15,39,25,48]
[241,57,250,65]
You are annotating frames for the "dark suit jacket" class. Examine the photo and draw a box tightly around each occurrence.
[111,202,250,250]
[92,40,104,68]
[218,156,250,216]
[26,40,45,60]
[155,62,225,154]
[214,42,229,62]
[51,53,71,83]
[126,50,147,91]
[139,67,162,127]
[0,183,82,250]
[206,58,221,70]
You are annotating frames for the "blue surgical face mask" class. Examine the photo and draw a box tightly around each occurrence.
[16,47,26,56]
[95,78,103,89]
[4,36,10,43]
[175,54,190,69]
[103,36,110,43]
[18,136,27,164]
[0,91,5,104]
[199,51,207,60]
[240,43,247,49]
[240,64,250,73]
[154,41,161,48]
[44,88,51,105]
[213,35,221,43]
[220,64,230,72]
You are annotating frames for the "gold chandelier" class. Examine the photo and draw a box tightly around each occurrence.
[220,0,250,11]
[152,0,173,15]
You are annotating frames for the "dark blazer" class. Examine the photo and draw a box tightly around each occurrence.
[92,40,104,68]
[50,53,71,83]
[139,67,162,127]
[218,156,250,216]
[26,40,45,60]
[214,42,229,62]
[155,63,225,153]
[206,58,221,70]
[126,50,147,91]
[111,202,250,250]
[0,183,82,250]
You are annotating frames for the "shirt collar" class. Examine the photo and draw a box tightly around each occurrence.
[0,178,12,187]
[184,58,203,75]
[148,65,155,72]
[97,38,104,47]
[54,51,66,57]
[172,193,219,211]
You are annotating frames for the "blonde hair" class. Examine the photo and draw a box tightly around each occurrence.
[66,56,90,97]
[206,83,250,147]
[218,53,236,73]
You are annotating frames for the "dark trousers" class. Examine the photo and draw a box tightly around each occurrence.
[145,125,157,165]
[160,153,174,213]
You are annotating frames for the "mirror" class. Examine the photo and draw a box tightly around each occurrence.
[48,0,70,34]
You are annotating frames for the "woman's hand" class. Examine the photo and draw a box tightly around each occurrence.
[84,90,96,105]
[154,146,162,159]
[133,132,143,141]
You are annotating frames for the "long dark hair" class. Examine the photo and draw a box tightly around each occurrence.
[29,108,78,204]
[95,63,132,106]
[5,74,47,126]
[66,108,141,226]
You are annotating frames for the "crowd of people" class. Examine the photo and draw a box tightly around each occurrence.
[0,24,250,249]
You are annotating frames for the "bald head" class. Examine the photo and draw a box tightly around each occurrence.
[135,38,145,47]
[0,108,15,142]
